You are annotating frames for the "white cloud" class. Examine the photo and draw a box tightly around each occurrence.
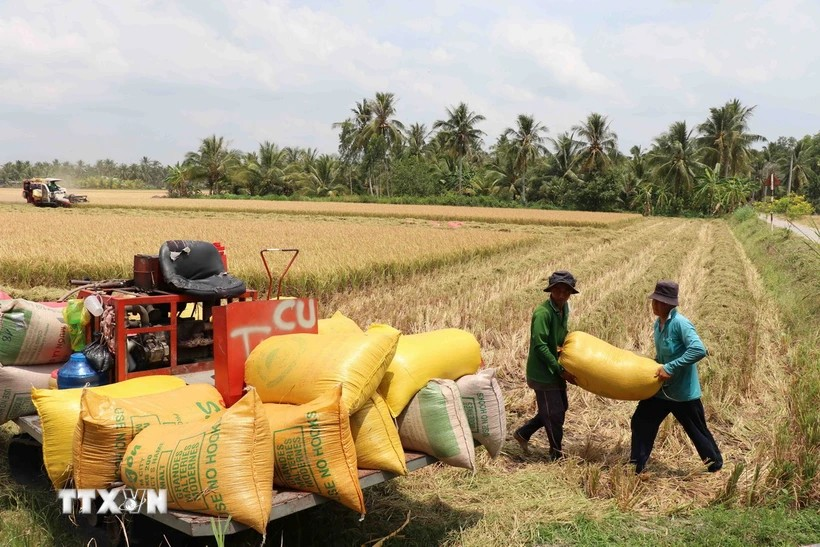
[490,83,536,103]
[430,47,454,63]
[1,0,820,163]
[492,18,620,96]
[404,16,443,34]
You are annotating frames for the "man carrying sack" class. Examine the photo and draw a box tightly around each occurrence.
[513,270,579,460]
[630,280,723,474]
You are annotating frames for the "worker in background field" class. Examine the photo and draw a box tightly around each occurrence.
[513,270,578,460]
[630,280,723,474]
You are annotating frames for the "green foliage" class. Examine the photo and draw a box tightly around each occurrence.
[389,156,440,196]
[755,195,815,218]
[731,205,757,222]
[774,195,815,218]
[5,96,820,218]
[76,176,149,189]
[536,507,820,546]
[566,171,623,211]
[730,213,820,507]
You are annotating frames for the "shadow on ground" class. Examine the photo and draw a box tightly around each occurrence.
[124,480,481,547]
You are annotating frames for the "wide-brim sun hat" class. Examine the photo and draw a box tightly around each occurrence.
[544,270,579,294]
[648,280,679,306]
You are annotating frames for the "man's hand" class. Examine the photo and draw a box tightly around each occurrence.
[560,370,577,385]
[655,366,672,381]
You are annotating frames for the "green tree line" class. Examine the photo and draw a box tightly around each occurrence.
[0,157,168,189]
[4,96,819,215]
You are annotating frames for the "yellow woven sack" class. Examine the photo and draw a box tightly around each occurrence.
[318,311,363,334]
[246,329,399,414]
[264,385,365,514]
[74,383,226,489]
[376,328,482,417]
[120,389,273,535]
[350,393,406,475]
[32,375,186,489]
[559,331,662,400]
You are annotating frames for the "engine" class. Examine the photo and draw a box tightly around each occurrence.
[122,304,213,372]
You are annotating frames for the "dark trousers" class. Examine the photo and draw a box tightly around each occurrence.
[630,397,722,471]
[518,388,568,458]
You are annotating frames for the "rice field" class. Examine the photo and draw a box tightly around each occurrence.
[0,204,534,295]
[0,188,641,226]
[0,196,818,546]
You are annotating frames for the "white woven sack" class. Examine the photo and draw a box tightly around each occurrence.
[456,368,506,458]
[0,363,60,423]
[397,379,475,471]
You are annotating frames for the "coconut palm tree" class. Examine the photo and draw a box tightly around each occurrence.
[353,92,405,196]
[694,163,723,215]
[783,137,816,194]
[404,123,429,158]
[503,114,549,204]
[239,142,291,196]
[619,145,650,212]
[297,155,346,197]
[573,113,618,174]
[466,170,505,197]
[547,131,583,184]
[697,99,765,178]
[184,135,240,195]
[648,121,704,205]
[165,163,199,197]
[433,102,486,193]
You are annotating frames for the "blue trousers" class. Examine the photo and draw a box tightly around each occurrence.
[630,397,722,472]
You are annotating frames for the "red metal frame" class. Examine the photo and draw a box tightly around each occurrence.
[78,244,317,406]
[79,289,258,384]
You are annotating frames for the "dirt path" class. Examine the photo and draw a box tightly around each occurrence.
[758,214,820,243]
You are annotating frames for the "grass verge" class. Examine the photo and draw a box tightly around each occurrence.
[729,207,819,507]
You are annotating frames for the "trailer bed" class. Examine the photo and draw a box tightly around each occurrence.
[13,414,437,536]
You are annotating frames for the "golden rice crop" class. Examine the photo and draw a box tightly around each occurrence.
[0,188,641,226]
[0,205,533,294]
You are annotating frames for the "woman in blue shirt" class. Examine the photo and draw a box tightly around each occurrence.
[630,280,723,474]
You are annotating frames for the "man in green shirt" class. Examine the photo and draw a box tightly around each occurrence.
[513,270,579,459]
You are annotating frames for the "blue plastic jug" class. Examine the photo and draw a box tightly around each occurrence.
[57,352,105,389]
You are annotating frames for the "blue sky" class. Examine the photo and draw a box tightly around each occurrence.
[1,0,818,165]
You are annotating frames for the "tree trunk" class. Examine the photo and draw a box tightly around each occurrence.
[457,157,463,193]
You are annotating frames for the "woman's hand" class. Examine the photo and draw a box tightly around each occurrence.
[655,366,672,381]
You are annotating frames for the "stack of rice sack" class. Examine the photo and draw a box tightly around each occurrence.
[117,387,273,535]
[245,310,506,515]
[32,377,274,534]
[1,299,71,424]
[371,323,506,471]
[244,314,402,516]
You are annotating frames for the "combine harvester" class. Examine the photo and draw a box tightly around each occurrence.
[21,178,88,207]
[7,242,437,541]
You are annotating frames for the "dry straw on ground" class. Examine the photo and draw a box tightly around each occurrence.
[321,217,796,540]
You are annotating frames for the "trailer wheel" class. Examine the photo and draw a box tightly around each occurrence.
[7,434,49,488]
